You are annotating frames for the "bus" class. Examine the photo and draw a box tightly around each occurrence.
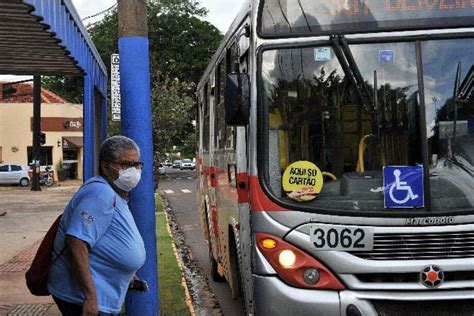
[196,1,474,315]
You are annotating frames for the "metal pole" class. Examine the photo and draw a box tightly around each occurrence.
[415,41,431,212]
[31,75,41,191]
[118,1,159,315]
[83,75,95,180]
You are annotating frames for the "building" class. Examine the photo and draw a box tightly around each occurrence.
[0,81,83,181]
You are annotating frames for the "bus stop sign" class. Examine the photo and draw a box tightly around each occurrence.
[384,166,424,209]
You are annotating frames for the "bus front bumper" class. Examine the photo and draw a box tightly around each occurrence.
[253,275,474,316]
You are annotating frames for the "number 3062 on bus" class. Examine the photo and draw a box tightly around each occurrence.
[310,225,374,251]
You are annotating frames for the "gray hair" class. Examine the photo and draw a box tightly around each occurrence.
[99,136,141,165]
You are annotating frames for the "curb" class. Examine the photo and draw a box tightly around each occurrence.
[157,193,195,316]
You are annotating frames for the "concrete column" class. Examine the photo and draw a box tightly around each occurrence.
[118,1,159,315]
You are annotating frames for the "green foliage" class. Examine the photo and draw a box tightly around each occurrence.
[148,1,222,83]
[88,12,118,75]
[152,77,195,158]
[42,76,83,104]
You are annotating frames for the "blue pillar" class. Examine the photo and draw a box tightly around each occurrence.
[119,37,159,315]
[83,75,95,181]
[101,96,108,141]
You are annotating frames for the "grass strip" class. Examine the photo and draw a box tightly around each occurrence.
[156,194,190,315]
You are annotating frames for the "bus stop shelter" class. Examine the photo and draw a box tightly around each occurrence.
[0,0,108,179]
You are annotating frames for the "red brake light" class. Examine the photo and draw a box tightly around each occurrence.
[256,233,345,290]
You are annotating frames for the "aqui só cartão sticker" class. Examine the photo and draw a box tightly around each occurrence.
[282,161,324,202]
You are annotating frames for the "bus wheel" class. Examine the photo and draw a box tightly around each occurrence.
[229,234,242,300]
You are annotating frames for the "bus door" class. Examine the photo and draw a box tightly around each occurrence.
[206,75,222,261]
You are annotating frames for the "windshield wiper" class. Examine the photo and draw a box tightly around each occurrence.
[330,36,375,130]
[339,36,374,113]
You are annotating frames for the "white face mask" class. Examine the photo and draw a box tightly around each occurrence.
[113,167,142,192]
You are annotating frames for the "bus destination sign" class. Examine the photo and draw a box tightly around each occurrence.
[260,0,474,36]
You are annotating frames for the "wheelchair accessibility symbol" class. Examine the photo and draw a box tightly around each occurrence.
[384,166,424,208]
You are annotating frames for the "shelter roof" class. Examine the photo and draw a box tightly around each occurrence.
[0,0,107,96]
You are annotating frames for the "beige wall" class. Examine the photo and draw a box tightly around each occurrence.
[0,103,83,180]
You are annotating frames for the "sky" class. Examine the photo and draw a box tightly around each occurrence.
[74,0,245,33]
[0,0,245,82]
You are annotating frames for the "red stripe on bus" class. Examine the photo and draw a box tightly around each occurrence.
[209,166,217,188]
[236,172,249,203]
[211,205,219,238]
[249,176,287,212]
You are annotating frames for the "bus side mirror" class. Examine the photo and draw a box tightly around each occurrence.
[225,73,250,126]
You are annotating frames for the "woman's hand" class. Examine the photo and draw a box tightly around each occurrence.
[82,297,99,316]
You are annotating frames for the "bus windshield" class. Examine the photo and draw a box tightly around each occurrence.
[259,0,474,37]
[260,37,474,214]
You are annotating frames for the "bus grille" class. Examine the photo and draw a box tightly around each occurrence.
[350,231,474,260]
[371,300,474,316]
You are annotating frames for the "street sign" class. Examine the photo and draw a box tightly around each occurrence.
[384,165,424,208]
[111,53,121,121]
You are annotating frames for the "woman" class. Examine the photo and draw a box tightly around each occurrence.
[48,136,146,316]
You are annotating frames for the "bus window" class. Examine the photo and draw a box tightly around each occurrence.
[227,43,239,74]
[216,60,227,149]
[262,40,474,212]
[203,83,210,153]
[218,60,226,104]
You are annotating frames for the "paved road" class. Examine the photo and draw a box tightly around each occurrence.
[158,167,245,316]
[0,184,79,315]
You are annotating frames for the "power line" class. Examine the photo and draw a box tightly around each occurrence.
[82,3,117,21]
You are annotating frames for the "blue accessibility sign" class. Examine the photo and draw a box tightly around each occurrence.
[384,165,424,208]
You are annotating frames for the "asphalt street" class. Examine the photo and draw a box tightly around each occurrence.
[158,166,245,316]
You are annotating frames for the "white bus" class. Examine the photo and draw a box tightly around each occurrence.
[197,1,474,315]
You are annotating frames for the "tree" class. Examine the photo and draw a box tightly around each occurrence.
[42,76,83,104]
[151,76,195,158]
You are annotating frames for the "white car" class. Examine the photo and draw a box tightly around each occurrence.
[0,164,30,186]
[179,159,195,170]
[158,163,166,175]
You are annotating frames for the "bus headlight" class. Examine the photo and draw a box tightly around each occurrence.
[279,250,296,269]
[256,233,345,290]
[303,268,320,285]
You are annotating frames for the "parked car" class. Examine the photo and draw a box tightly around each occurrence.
[158,163,166,175]
[172,160,182,168]
[164,161,172,167]
[0,164,30,186]
[180,159,195,170]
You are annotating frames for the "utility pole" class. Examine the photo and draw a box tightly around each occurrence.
[31,75,41,191]
[118,1,159,315]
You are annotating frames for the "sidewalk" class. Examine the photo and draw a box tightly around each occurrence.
[0,183,79,316]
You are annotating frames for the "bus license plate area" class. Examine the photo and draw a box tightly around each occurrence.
[310,225,374,251]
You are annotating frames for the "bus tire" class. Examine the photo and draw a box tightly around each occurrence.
[228,232,242,300]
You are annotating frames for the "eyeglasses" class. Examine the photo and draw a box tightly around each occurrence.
[106,160,144,169]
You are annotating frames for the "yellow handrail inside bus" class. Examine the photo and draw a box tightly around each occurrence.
[356,134,387,173]
[322,171,337,181]
[356,134,373,173]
